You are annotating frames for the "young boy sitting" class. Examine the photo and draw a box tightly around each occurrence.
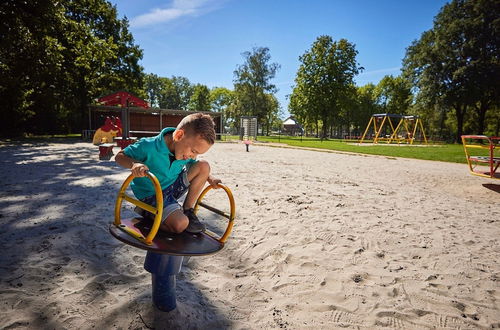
[115,113,221,234]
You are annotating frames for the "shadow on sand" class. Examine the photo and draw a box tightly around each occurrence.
[0,139,233,329]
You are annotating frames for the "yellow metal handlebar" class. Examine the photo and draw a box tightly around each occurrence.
[114,172,235,245]
[114,171,163,245]
[194,184,235,243]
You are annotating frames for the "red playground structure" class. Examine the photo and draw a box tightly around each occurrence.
[93,91,149,160]
[96,91,149,108]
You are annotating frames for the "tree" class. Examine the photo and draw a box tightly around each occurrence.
[403,0,500,142]
[158,76,193,110]
[188,84,211,111]
[292,35,362,139]
[144,73,162,107]
[265,93,282,135]
[0,0,144,137]
[375,75,412,115]
[233,46,280,134]
[353,83,379,134]
[210,87,235,131]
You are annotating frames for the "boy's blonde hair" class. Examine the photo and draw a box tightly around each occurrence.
[177,113,216,145]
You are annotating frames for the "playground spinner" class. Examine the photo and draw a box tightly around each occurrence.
[110,172,236,311]
[461,135,499,179]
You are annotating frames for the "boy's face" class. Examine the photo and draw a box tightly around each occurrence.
[172,129,211,160]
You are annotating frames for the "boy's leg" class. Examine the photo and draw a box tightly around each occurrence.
[160,209,188,233]
[178,160,210,233]
[158,160,210,234]
[183,160,211,210]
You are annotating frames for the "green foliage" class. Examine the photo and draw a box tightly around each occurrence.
[403,0,500,142]
[210,87,235,129]
[233,47,281,134]
[144,73,162,107]
[158,76,193,110]
[290,36,362,139]
[0,0,144,137]
[352,83,379,134]
[375,75,412,115]
[188,84,211,111]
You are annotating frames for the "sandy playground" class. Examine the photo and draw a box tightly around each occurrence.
[0,140,499,329]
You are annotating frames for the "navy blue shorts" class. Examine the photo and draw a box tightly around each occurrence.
[137,169,190,222]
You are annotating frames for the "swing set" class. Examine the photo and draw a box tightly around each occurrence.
[359,113,428,145]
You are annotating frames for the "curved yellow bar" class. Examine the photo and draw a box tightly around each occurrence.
[194,184,235,243]
[114,171,163,245]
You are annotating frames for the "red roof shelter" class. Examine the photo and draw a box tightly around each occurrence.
[97,91,149,108]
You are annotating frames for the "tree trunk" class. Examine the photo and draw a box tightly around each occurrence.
[455,104,466,143]
[475,101,488,136]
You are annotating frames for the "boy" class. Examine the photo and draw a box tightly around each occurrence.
[115,113,221,234]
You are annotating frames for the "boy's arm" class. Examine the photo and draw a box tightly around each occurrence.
[207,174,222,188]
[115,150,149,177]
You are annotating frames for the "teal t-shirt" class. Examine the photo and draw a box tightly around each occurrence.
[123,127,196,199]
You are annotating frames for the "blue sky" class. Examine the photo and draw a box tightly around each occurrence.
[109,0,448,116]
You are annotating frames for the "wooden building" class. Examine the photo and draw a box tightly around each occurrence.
[86,105,223,139]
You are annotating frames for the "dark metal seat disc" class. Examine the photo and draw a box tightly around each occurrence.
[109,218,224,256]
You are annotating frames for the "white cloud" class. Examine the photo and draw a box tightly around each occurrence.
[130,0,220,27]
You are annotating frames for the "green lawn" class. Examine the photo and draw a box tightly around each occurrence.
[233,135,469,164]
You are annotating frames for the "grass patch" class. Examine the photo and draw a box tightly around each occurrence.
[244,136,468,164]
[0,134,83,144]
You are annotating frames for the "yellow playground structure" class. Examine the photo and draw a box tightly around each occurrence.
[461,135,500,179]
[359,113,428,145]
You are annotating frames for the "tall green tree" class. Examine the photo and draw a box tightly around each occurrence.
[353,83,380,134]
[233,46,280,134]
[263,93,281,135]
[403,0,500,142]
[375,75,412,115]
[144,73,162,107]
[210,87,235,131]
[0,0,144,137]
[292,35,362,139]
[1,0,64,135]
[188,84,211,111]
[158,76,193,110]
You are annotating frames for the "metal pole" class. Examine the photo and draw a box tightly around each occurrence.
[144,252,184,312]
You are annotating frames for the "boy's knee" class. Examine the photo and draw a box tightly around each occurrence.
[171,216,188,233]
[161,214,188,233]
[194,159,210,175]
[198,160,210,173]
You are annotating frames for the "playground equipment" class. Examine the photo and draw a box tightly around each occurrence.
[359,113,428,145]
[110,172,235,311]
[93,116,122,145]
[93,113,137,160]
[243,139,251,152]
[461,135,499,179]
[240,116,257,141]
[92,91,149,160]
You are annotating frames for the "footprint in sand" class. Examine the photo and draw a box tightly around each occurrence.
[328,308,364,327]
[226,308,248,321]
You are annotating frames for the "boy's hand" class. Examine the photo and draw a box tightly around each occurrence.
[207,175,221,188]
[131,162,149,177]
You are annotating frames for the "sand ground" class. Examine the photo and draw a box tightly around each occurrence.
[0,140,499,329]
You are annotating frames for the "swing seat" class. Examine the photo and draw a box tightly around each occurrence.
[110,172,235,256]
